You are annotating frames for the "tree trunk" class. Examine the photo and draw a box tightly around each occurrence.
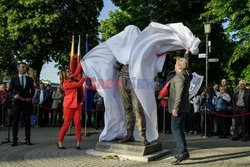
[35,64,43,83]
[30,54,45,83]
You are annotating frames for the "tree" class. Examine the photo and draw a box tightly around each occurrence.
[201,0,250,85]
[99,10,132,41]
[0,0,103,82]
[100,0,234,86]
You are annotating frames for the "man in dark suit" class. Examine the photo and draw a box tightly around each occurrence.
[9,62,35,146]
[168,57,191,165]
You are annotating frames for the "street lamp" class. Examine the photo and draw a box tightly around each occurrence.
[203,21,211,138]
[204,21,211,88]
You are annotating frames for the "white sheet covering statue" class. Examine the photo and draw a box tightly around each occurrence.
[80,22,200,142]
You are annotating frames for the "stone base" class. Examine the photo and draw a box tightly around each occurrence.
[95,141,162,156]
[86,141,170,162]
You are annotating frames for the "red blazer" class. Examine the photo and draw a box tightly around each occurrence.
[63,78,85,109]
[63,64,85,109]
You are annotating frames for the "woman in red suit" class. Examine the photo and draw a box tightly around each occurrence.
[57,65,85,149]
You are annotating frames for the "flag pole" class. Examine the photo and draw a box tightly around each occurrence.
[67,35,75,136]
[163,107,166,134]
[76,34,85,136]
[84,34,89,137]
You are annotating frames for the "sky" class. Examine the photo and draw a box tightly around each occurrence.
[40,0,118,83]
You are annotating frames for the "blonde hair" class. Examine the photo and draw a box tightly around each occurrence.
[176,57,188,70]
[239,80,246,86]
[59,68,68,85]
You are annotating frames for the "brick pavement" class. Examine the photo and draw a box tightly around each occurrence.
[0,127,249,167]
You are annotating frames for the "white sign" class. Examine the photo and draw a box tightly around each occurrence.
[208,58,219,62]
[198,53,206,58]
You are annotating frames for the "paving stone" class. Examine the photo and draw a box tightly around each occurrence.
[0,127,249,167]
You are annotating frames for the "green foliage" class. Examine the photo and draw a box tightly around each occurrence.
[99,10,132,41]
[0,0,103,81]
[202,0,250,86]
[226,42,250,83]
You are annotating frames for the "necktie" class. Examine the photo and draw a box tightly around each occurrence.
[21,76,25,88]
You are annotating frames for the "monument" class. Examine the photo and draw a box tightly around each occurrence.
[84,22,200,162]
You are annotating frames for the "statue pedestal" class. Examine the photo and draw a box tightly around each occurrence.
[86,141,170,162]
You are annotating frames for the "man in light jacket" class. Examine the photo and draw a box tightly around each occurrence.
[168,57,191,165]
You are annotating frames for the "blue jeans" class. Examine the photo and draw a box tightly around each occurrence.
[171,113,188,156]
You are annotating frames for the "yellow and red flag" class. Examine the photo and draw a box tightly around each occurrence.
[70,35,76,73]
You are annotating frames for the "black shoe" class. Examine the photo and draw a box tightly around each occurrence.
[76,141,81,150]
[241,137,248,142]
[172,153,190,165]
[174,154,179,159]
[166,131,171,134]
[218,135,227,138]
[57,142,65,149]
[25,140,33,145]
[231,136,239,141]
[11,142,18,147]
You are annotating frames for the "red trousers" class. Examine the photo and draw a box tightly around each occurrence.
[58,104,82,142]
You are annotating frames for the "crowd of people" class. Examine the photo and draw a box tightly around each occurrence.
[0,68,249,143]
[156,78,250,142]
[0,75,105,130]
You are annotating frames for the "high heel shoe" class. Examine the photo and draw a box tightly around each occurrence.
[76,141,81,150]
[57,141,65,149]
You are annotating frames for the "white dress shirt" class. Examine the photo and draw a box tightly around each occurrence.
[39,90,44,104]
[18,74,26,88]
